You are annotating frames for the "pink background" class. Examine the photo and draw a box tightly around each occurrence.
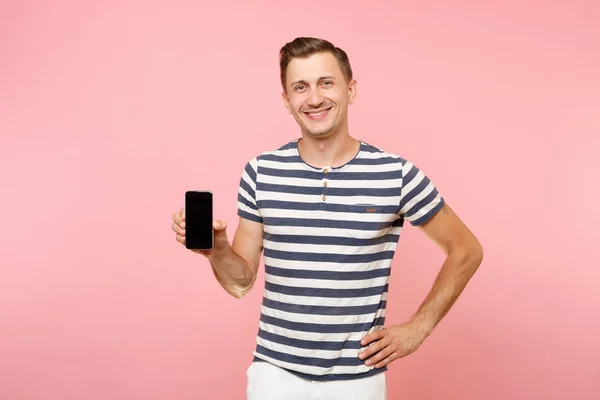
[1,1,599,399]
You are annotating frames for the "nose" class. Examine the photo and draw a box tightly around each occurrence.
[307,87,324,107]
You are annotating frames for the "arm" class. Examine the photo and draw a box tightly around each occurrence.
[359,202,483,368]
[207,216,264,299]
[410,202,484,337]
[206,156,264,298]
[173,159,264,298]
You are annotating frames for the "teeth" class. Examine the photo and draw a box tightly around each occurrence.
[309,111,326,117]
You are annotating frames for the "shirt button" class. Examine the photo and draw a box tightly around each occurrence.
[322,195,327,201]
[323,168,329,174]
[323,181,328,187]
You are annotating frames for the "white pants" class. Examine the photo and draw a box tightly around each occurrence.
[246,361,387,400]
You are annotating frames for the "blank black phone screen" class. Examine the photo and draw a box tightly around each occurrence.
[185,191,213,250]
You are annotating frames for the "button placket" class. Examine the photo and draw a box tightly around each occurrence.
[321,167,330,203]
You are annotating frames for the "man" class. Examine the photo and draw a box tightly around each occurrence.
[171,37,483,399]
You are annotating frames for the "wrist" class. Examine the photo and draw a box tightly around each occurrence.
[408,315,436,339]
[207,242,230,266]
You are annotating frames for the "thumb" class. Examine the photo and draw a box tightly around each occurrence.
[213,220,227,231]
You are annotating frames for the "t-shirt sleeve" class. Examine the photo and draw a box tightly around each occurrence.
[399,158,445,226]
[237,157,263,223]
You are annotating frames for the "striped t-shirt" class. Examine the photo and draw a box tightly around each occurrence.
[237,138,444,381]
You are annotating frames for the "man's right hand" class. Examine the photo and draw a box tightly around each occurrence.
[171,206,264,298]
[171,207,228,258]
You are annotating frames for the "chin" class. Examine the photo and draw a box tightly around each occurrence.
[306,127,333,137]
[304,122,336,137]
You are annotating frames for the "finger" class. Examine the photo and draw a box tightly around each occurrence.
[365,346,394,367]
[373,352,401,369]
[180,208,186,221]
[171,221,185,234]
[213,220,227,231]
[361,329,385,346]
[172,212,181,224]
[176,234,185,244]
[359,339,386,360]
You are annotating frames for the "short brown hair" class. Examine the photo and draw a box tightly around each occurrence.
[279,37,353,91]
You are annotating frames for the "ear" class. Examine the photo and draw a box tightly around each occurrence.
[348,79,358,105]
[281,91,292,114]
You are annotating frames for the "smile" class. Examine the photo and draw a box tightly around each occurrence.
[303,107,332,120]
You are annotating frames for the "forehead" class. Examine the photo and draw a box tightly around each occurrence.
[286,52,344,84]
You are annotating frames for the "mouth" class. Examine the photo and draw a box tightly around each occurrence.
[303,107,332,120]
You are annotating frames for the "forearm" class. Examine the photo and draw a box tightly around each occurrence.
[208,243,256,299]
[410,246,483,337]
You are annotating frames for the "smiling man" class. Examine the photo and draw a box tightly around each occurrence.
[172,37,483,399]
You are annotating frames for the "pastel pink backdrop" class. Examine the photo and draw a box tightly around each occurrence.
[1,1,598,399]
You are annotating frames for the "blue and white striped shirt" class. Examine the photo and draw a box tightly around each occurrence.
[237,138,444,381]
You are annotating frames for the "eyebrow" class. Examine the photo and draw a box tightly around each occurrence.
[290,76,336,88]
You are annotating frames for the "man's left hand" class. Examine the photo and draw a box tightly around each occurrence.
[358,322,429,369]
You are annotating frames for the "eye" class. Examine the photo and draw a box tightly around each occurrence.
[322,80,333,86]
[295,85,306,91]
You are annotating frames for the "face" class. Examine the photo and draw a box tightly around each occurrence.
[282,52,357,138]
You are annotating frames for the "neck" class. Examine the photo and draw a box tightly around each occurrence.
[298,131,360,168]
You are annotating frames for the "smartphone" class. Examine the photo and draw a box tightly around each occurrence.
[185,191,213,250]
